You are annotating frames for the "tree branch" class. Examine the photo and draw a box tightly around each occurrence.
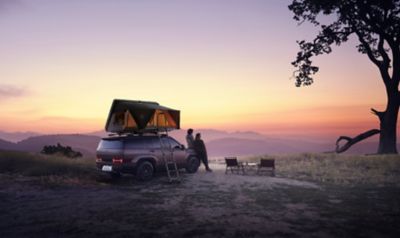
[387,37,400,87]
[377,35,390,68]
[335,129,380,153]
[355,30,392,87]
[355,31,381,67]
[371,108,384,121]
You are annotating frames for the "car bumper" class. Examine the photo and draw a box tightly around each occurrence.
[96,162,136,174]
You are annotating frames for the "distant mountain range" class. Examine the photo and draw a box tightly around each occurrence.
[0,131,41,143]
[0,129,391,157]
[0,134,100,157]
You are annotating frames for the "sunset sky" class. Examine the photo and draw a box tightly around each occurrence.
[0,0,389,141]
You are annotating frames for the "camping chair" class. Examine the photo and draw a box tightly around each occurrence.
[225,157,245,175]
[257,159,275,176]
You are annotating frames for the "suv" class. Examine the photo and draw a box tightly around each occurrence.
[96,134,200,181]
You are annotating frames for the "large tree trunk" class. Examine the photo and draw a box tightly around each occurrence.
[377,96,399,154]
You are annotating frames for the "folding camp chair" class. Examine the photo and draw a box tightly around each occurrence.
[257,159,275,176]
[225,157,245,175]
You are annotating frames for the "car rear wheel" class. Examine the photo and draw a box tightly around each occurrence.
[186,156,200,173]
[135,161,154,181]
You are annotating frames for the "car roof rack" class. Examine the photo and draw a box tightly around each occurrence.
[106,128,171,137]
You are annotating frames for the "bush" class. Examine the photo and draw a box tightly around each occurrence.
[41,143,82,158]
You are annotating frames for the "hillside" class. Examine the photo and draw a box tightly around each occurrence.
[0,139,17,151]
[206,137,333,156]
[0,134,100,157]
[169,129,269,144]
[0,129,393,156]
[0,131,41,143]
[17,134,100,157]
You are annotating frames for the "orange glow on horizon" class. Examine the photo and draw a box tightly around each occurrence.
[0,0,392,142]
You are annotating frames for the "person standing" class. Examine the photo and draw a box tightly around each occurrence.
[186,128,194,149]
[193,133,212,172]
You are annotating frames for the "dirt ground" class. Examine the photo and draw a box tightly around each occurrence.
[1,163,400,238]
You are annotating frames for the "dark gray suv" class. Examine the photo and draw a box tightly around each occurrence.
[96,134,200,181]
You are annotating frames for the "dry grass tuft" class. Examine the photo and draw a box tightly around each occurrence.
[0,150,98,185]
[246,153,400,185]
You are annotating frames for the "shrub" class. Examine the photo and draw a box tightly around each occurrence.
[41,143,82,158]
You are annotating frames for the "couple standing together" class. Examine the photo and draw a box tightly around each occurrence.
[186,129,212,172]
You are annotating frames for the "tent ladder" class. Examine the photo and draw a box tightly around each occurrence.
[159,130,180,183]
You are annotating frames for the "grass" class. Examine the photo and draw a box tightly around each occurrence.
[2,150,400,186]
[246,153,400,186]
[0,150,98,184]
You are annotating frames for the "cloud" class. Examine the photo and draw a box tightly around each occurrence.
[0,84,29,99]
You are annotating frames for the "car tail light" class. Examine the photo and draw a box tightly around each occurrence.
[96,157,102,162]
[112,157,123,164]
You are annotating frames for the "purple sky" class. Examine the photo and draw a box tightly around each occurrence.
[0,0,386,141]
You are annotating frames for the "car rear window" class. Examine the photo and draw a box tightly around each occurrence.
[98,140,123,150]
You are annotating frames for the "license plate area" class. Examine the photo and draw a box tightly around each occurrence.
[102,165,112,172]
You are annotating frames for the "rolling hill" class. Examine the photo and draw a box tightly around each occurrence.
[0,134,101,157]
[0,131,41,143]
[0,129,392,157]
[0,138,17,150]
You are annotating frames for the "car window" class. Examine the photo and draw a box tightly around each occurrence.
[125,137,147,150]
[98,140,123,150]
[160,137,180,148]
[147,137,162,149]
[168,138,181,148]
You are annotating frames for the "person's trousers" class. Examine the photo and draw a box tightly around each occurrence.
[200,156,209,168]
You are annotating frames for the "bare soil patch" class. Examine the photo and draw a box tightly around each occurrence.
[1,163,400,237]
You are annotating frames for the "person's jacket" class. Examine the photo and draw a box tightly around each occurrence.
[193,139,207,159]
[186,134,194,149]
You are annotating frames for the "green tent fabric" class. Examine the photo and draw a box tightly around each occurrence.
[105,99,180,133]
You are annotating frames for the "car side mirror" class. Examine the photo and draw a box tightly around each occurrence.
[174,145,183,150]
[180,144,185,150]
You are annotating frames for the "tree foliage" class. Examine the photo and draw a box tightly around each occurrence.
[289,0,400,88]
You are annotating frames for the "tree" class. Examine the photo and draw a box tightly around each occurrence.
[289,0,400,154]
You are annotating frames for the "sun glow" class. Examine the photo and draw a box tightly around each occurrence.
[0,0,390,141]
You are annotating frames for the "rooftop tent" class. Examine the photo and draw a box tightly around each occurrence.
[105,99,180,133]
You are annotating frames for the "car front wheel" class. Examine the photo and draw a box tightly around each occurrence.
[185,156,200,173]
[135,161,154,181]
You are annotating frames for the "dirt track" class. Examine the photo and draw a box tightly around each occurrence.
[1,164,399,237]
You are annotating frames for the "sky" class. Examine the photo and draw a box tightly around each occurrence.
[0,0,389,141]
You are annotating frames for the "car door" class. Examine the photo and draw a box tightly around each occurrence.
[163,137,186,167]
[123,137,148,164]
[148,137,165,171]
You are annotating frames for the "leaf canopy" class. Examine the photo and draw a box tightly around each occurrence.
[289,0,400,87]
